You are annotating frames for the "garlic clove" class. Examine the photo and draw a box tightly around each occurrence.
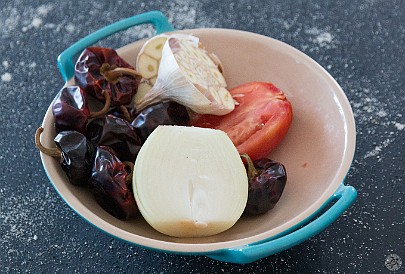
[133,125,248,238]
[136,34,168,97]
[134,81,152,103]
[150,76,157,85]
[142,36,167,60]
[137,54,159,79]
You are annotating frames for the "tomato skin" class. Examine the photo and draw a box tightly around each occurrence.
[192,82,292,160]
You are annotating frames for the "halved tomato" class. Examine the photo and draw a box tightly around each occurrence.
[192,82,293,160]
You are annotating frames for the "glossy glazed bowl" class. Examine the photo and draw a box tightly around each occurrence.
[38,11,357,264]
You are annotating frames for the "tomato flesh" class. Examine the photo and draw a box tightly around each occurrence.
[192,82,292,160]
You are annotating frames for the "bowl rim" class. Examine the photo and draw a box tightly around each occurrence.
[40,28,356,253]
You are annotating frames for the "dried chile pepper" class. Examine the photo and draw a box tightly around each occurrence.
[75,47,141,106]
[90,146,138,219]
[241,154,287,215]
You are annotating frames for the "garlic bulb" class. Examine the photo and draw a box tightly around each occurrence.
[133,125,248,237]
[134,34,235,115]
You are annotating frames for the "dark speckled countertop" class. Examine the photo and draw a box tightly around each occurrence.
[1,0,404,273]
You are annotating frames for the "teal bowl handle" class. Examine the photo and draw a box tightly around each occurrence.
[57,11,174,82]
[208,184,357,264]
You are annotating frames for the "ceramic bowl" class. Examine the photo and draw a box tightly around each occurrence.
[38,11,357,264]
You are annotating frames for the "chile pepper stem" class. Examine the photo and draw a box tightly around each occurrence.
[123,161,134,186]
[240,153,258,181]
[109,67,142,78]
[100,63,142,84]
[88,90,111,118]
[35,127,62,160]
[119,105,132,122]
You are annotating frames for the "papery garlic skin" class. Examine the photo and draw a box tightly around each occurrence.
[134,34,235,115]
[133,125,248,237]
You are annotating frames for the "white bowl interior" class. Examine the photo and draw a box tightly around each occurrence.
[40,28,356,253]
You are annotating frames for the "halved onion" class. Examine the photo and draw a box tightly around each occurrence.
[133,125,248,237]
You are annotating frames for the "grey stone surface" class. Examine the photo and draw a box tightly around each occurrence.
[0,0,404,273]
